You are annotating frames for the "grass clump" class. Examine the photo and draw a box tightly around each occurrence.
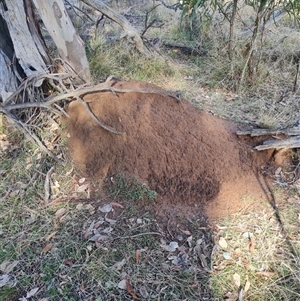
[87,36,176,84]
[109,173,157,202]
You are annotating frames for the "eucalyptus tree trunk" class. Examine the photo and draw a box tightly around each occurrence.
[0,0,91,103]
[32,0,91,82]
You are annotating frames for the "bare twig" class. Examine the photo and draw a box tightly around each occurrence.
[141,4,161,37]
[75,95,124,135]
[5,111,64,164]
[1,73,181,161]
[44,166,54,202]
[113,232,162,240]
[155,0,182,11]
[64,0,95,22]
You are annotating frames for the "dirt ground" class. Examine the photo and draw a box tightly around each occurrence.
[66,79,283,225]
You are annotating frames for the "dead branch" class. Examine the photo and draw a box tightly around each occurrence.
[237,9,287,38]
[141,4,164,37]
[113,232,162,240]
[75,95,125,135]
[237,125,300,150]
[237,126,300,137]
[163,42,208,56]
[1,73,182,161]
[255,136,300,150]
[80,0,150,56]
[155,0,182,11]
[1,75,182,114]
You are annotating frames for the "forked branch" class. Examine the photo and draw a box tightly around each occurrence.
[1,73,182,161]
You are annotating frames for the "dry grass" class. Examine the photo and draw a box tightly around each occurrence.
[0,128,214,300]
[210,193,300,300]
[2,1,300,300]
[2,132,300,300]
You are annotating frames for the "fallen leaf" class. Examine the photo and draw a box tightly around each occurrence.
[105,281,116,288]
[101,227,114,234]
[135,250,140,263]
[0,261,19,274]
[55,208,66,219]
[83,228,90,240]
[172,252,188,267]
[160,241,178,252]
[199,254,208,269]
[244,277,251,292]
[76,203,95,211]
[65,168,73,176]
[242,232,252,238]
[118,279,127,290]
[275,167,282,176]
[76,182,90,193]
[112,259,126,270]
[105,217,117,225]
[223,252,231,260]
[10,189,20,197]
[233,273,241,287]
[110,201,124,208]
[26,287,39,298]
[46,231,58,242]
[218,237,228,249]
[215,224,227,230]
[255,271,276,277]
[187,236,193,247]
[84,220,95,240]
[126,278,139,300]
[41,244,53,255]
[234,248,242,256]
[0,275,10,288]
[63,259,74,267]
[139,285,149,298]
[179,228,191,235]
[94,219,105,228]
[89,234,109,242]
[26,163,33,170]
[99,204,113,213]
[78,177,86,184]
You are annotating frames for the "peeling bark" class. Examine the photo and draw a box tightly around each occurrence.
[0,50,18,103]
[0,0,47,76]
[32,0,91,83]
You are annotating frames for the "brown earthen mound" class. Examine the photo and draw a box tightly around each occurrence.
[66,80,274,220]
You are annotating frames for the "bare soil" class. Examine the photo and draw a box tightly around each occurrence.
[66,79,281,224]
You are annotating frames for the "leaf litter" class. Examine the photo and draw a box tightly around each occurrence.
[1,139,215,300]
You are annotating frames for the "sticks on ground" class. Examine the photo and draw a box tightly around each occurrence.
[237,125,300,150]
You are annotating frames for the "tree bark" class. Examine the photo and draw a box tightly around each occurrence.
[0,0,48,77]
[237,126,300,150]
[32,0,91,83]
[0,10,18,103]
